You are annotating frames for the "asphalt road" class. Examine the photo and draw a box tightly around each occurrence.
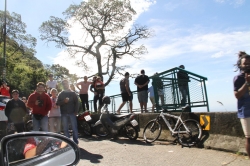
[77,136,250,166]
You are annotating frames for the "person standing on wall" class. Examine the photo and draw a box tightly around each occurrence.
[94,76,105,113]
[152,73,164,106]
[5,90,27,133]
[76,76,92,112]
[27,82,52,131]
[46,74,58,96]
[90,76,98,112]
[116,72,133,114]
[57,80,79,144]
[233,51,250,158]
[148,83,155,113]
[134,69,150,113]
[177,65,189,106]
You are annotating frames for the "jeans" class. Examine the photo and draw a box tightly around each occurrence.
[79,94,89,111]
[48,117,61,133]
[33,115,48,131]
[93,95,98,112]
[93,93,104,112]
[179,86,188,106]
[61,114,78,144]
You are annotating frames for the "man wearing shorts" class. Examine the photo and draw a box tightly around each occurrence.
[234,51,250,157]
[135,69,150,113]
[117,72,133,114]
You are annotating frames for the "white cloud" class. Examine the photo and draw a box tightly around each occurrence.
[214,0,245,6]
[53,0,156,77]
[53,0,250,81]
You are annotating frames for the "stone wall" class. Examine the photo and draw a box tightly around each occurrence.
[92,111,246,154]
[137,112,246,154]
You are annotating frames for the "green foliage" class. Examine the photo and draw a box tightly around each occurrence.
[0,10,79,98]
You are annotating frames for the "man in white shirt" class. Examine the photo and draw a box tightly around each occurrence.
[46,74,58,96]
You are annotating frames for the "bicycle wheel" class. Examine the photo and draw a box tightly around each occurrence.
[95,124,109,137]
[177,119,202,147]
[143,120,162,143]
[124,124,138,140]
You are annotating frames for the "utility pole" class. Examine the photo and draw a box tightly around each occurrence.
[3,0,7,80]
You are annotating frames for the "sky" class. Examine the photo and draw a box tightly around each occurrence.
[1,0,250,112]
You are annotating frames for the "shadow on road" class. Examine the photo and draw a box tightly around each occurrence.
[79,135,163,146]
[79,147,103,163]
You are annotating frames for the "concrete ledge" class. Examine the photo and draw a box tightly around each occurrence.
[92,111,246,154]
[137,112,245,154]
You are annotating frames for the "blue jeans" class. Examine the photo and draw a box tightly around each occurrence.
[61,114,78,144]
[33,115,48,131]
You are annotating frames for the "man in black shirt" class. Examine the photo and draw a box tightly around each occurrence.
[134,69,150,113]
[117,72,133,114]
[177,65,189,106]
[5,90,27,133]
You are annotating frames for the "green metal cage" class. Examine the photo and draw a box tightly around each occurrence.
[150,67,209,112]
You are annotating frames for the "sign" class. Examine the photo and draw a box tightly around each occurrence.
[200,115,210,130]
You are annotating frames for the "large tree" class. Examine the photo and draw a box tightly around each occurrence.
[0,10,37,79]
[0,10,37,54]
[39,0,151,85]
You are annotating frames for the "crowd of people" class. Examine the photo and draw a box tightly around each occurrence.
[2,74,106,146]
[3,51,250,159]
[2,67,190,147]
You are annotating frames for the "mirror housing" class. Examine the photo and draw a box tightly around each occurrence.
[0,132,80,166]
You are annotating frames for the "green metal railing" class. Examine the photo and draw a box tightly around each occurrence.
[86,67,209,113]
[150,67,209,112]
[87,91,139,113]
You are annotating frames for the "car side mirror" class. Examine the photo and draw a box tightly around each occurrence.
[0,132,80,166]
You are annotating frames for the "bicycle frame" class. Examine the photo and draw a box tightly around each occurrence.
[156,111,191,135]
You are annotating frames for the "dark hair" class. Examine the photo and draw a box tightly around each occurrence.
[235,51,250,72]
[12,89,19,94]
[179,65,185,69]
[125,72,129,76]
[141,69,145,74]
[36,82,46,87]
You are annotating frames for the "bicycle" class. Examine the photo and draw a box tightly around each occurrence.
[143,105,202,147]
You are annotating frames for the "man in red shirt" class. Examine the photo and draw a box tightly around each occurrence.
[0,81,10,97]
[27,82,52,131]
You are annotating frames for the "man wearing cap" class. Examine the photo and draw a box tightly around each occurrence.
[134,69,150,113]
[5,90,27,133]
[46,74,58,96]
[177,65,189,106]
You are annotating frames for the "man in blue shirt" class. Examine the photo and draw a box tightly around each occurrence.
[233,51,250,158]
